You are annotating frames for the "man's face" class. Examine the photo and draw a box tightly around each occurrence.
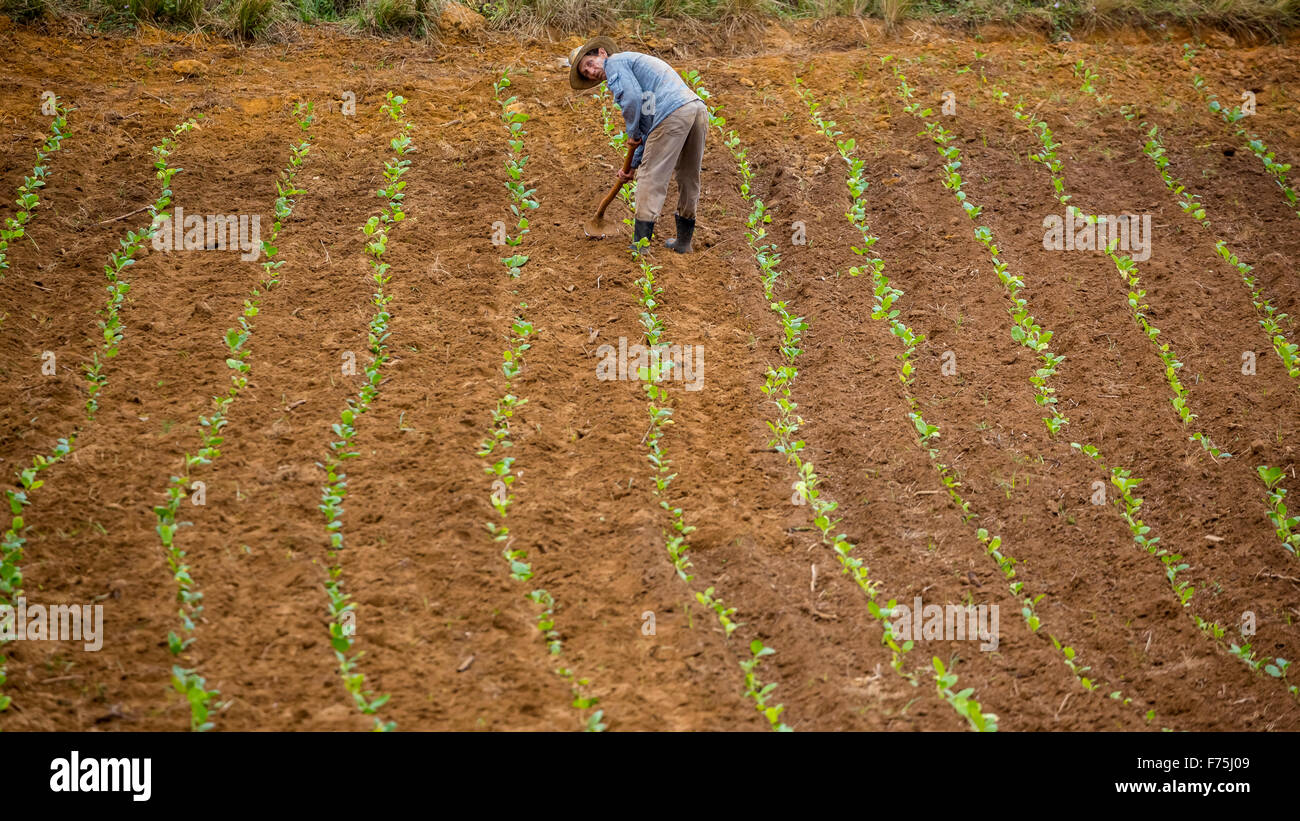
[579,48,608,82]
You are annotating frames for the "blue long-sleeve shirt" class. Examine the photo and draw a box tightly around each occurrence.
[603,52,700,168]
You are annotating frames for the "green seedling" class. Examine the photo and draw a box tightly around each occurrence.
[740,640,791,732]
[1258,466,1300,557]
[933,656,998,732]
[1072,59,1100,97]
[0,98,74,279]
[695,587,740,636]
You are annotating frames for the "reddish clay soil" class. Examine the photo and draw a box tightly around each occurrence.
[1,18,1298,730]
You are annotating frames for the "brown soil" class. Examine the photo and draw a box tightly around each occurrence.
[1,21,1297,730]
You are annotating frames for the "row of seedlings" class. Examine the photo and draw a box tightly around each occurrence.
[487,69,605,732]
[688,70,999,727]
[316,93,413,731]
[0,96,73,285]
[1073,57,1300,562]
[87,116,203,419]
[596,79,790,731]
[153,103,315,731]
[1137,103,1299,381]
[793,75,997,731]
[1178,46,1300,222]
[892,60,1160,721]
[2,114,199,715]
[1016,62,1233,459]
[990,64,1297,701]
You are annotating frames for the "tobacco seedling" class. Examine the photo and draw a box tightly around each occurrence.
[740,640,790,731]
[933,656,998,732]
[171,665,218,732]
[0,98,73,280]
[695,587,739,636]
[1258,466,1300,557]
[1072,59,1100,97]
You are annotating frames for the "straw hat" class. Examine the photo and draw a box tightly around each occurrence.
[568,35,618,91]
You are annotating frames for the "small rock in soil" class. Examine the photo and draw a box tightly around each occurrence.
[171,59,206,77]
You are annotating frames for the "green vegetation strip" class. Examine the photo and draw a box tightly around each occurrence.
[0,438,70,715]
[1074,56,1300,563]
[1181,44,1300,222]
[2,113,198,718]
[316,93,412,731]
[0,97,73,283]
[1028,62,1228,459]
[689,71,928,719]
[154,103,315,732]
[985,62,1297,702]
[1128,106,1300,384]
[88,116,201,420]
[793,75,996,731]
[893,60,1158,722]
[1075,442,1297,699]
[486,69,604,732]
[597,80,789,731]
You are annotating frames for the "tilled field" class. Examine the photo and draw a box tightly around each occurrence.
[2,21,1299,731]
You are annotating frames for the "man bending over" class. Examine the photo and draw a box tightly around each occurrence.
[569,36,707,254]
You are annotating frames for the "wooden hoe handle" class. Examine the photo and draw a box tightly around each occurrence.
[595,142,637,220]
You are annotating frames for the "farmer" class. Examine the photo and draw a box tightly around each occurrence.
[569,36,707,254]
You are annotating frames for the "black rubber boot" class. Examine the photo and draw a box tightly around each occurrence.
[663,214,696,254]
[631,219,655,253]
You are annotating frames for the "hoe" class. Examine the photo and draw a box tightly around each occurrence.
[584,142,635,239]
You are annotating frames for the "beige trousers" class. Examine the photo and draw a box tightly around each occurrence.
[636,99,707,223]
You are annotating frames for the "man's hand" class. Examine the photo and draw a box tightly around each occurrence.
[618,136,642,183]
